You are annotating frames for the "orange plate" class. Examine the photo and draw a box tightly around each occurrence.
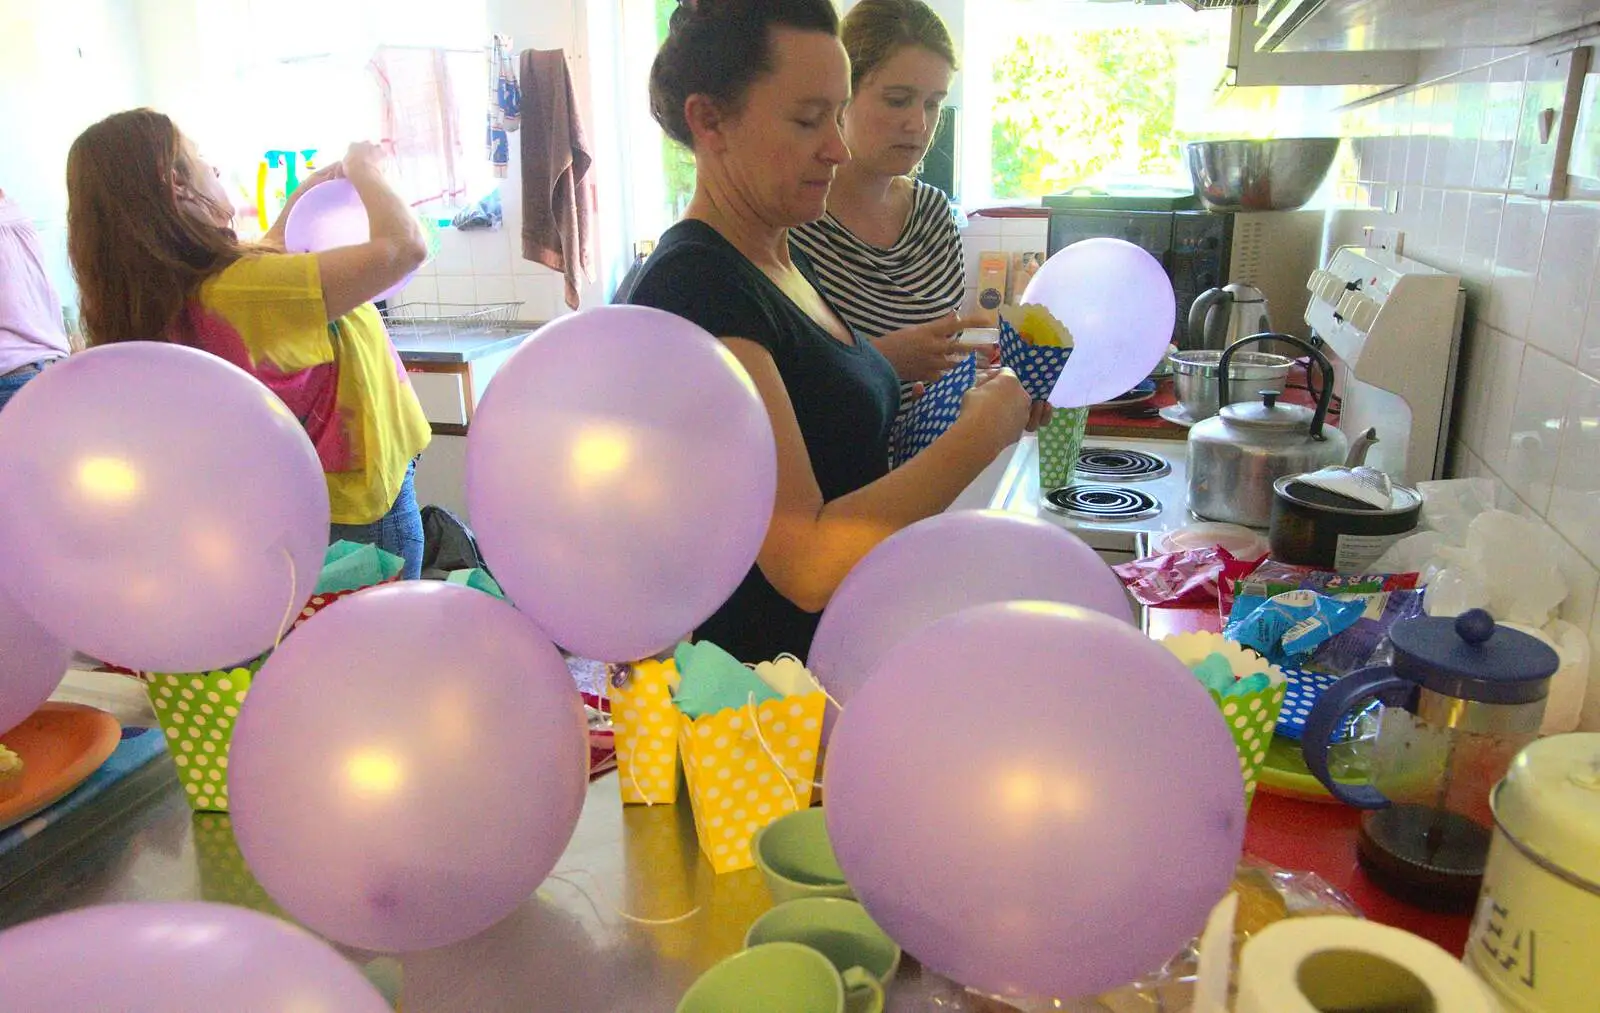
[0,702,123,832]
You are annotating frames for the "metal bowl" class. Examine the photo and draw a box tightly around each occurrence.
[1168,348,1293,421]
[1184,138,1341,212]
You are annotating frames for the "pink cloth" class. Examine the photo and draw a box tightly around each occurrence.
[519,48,594,309]
[0,197,70,374]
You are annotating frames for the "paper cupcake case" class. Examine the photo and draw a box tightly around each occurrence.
[146,662,260,813]
[1160,632,1288,812]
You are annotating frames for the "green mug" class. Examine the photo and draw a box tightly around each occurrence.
[751,808,853,904]
[745,898,902,991]
[676,942,884,1013]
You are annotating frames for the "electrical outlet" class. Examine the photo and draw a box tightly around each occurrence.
[1366,228,1405,256]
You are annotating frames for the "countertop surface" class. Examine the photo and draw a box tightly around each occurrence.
[387,323,538,364]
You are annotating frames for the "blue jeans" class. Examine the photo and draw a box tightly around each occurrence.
[330,459,423,579]
[0,361,47,412]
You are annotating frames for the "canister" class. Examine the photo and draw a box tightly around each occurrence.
[1466,733,1600,1012]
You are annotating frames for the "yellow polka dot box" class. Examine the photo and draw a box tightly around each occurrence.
[677,691,826,874]
[144,661,261,813]
[610,659,684,805]
[1159,632,1287,813]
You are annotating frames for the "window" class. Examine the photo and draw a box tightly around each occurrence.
[962,0,1341,205]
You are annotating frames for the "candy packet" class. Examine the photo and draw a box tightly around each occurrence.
[1112,546,1240,608]
[1224,590,1366,667]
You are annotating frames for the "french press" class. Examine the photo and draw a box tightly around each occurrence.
[1302,609,1560,912]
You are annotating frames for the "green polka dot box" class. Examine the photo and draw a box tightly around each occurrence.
[1159,632,1288,814]
[145,660,261,812]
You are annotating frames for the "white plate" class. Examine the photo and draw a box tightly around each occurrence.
[1159,403,1201,428]
[956,328,999,347]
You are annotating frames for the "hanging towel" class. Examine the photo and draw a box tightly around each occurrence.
[488,34,520,179]
[369,46,470,209]
[519,48,594,310]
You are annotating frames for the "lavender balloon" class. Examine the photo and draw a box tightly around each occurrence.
[1022,238,1176,408]
[467,306,777,662]
[0,902,392,1012]
[0,586,70,737]
[228,581,589,952]
[283,178,415,302]
[825,601,1245,1001]
[809,510,1131,742]
[0,343,329,673]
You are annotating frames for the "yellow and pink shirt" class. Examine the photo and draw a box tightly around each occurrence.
[178,254,431,525]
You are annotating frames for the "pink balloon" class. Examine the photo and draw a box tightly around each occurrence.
[0,343,329,673]
[809,510,1131,742]
[1022,238,1176,408]
[228,581,589,952]
[0,902,392,1013]
[466,306,777,662]
[283,179,415,302]
[0,586,70,736]
[825,601,1244,1001]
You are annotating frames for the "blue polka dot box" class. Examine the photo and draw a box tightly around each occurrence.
[997,314,1070,402]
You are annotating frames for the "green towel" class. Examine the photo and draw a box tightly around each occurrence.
[316,540,406,594]
[671,640,782,719]
[445,568,506,600]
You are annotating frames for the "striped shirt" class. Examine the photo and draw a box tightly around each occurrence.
[790,180,965,377]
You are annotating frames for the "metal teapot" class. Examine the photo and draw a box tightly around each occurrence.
[1187,333,1348,529]
[1187,283,1271,351]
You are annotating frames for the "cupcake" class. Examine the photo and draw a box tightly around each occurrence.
[0,744,23,803]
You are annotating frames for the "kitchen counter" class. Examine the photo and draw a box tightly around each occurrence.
[387,323,538,364]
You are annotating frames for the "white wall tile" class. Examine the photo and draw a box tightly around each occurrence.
[1528,201,1600,364]
[397,275,437,306]
[1445,71,1487,188]
[1000,217,1048,243]
[1460,193,1505,319]
[1549,367,1600,566]
[1488,197,1549,340]
[1503,347,1572,512]
[1438,190,1470,268]
[962,215,1002,239]
[474,274,517,306]
[1455,322,1497,450]
[434,275,477,305]
[1407,87,1434,186]
[1000,233,1045,254]
[1423,83,1456,188]
[468,230,514,275]
[1476,55,1526,191]
[432,227,475,276]
[1412,188,1445,258]
[1477,328,1526,469]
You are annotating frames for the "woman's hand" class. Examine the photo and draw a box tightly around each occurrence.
[874,313,989,384]
[957,366,1032,456]
[262,161,346,247]
[342,141,391,181]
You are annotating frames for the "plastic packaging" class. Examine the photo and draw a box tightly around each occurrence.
[1113,546,1239,608]
[1225,591,1366,666]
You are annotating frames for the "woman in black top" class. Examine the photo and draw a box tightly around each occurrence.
[628,0,1044,663]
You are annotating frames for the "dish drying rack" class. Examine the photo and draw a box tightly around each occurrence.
[382,301,524,332]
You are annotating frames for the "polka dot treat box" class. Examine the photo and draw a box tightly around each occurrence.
[997,313,1070,402]
[888,352,976,469]
[1275,667,1343,741]
[145,662,261,813]
[1160,631,1288,814]
[611,659,684,805]
[677,691,826,874]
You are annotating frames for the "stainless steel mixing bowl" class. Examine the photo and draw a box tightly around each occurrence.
[1185,138,1341,212]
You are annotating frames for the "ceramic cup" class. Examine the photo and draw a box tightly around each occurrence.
[676,941,884,1013]
[751,807,853,904]
[745,898,902,992]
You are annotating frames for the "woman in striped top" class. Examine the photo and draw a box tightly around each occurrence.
[789,0,984,409]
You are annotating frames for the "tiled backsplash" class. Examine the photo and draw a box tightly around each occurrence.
[391,139,587,323]
[1343,45,1600,728]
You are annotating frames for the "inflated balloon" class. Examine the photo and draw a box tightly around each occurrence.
[467,305,777,662]
[1021,238,1176,408]
[228,581,589,952]
[0,901,392,1013]
[825,601,1244,1000]
[0,343,329,673]
[0,586,70,737]
[809,510,1131,742]
[283,178,417,302]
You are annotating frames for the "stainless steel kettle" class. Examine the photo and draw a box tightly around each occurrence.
[1187,334,1349,529]
[1187,283,1271,351]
